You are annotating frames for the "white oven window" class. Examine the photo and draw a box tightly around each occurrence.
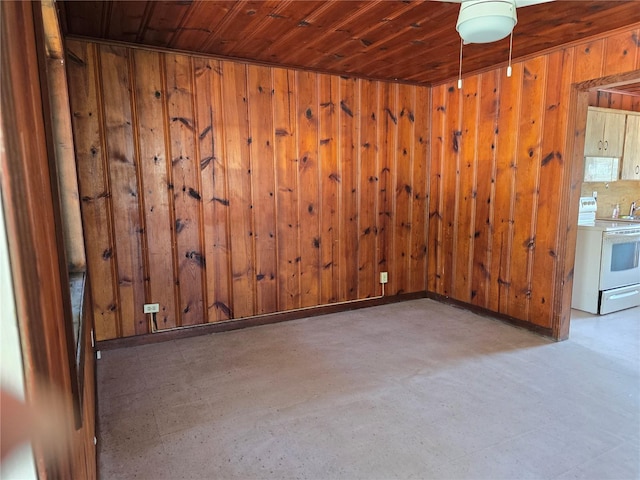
[610,241,640,272]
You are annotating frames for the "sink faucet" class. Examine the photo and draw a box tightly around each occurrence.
[631,201,638,217]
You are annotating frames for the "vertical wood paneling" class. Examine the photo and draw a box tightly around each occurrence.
[442,82,460,297]
[338,76,359,301]
[530,49,572,327]
[318,74,340,305]
[378,82,396,292]
[428,85,446,294]
[487,63,521,314]
[392,84,414,295]
[132,48,177,329]
[602,30,638,76]
[66,40,118,340]
[221,61,254,318]
[572,40,605,84]
[409,86,429,293]
[204,59,233,321]
[194,57,221,321]
[165,53,206,326]
[71,41,432,340]
[455,76,479,303]
[274,68,301,311]
[72,23,640,341]
[506,56,546,319]
[471,70,499,308]
[428,25,640,337]
[358,80,380,298]
[99,44,146,336]
[247,64,278,314]
[296,70,321,307]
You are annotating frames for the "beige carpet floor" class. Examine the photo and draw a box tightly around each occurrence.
[97,299,640,480]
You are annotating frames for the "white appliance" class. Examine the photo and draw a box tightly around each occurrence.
[572,198,640,314]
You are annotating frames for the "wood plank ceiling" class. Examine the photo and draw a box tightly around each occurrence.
[59,0,640,86]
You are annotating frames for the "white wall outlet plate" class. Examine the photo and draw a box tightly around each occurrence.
[380,272,388,284]
[144,303,160,314]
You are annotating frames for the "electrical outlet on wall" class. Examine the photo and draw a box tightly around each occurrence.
[380,272,388,284]
[143,303,159,314]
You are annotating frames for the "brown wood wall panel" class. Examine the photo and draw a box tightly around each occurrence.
[507,56,546,320]
[357,80,379,299]
[592,92,640,112]
[318,75,340,305]
[99,44,147,337]
[69,40,430,340]
[393,84,413,295]
[530,49,572,327]
[339,76,359,301]
[70,25,640,341]
[247,64,278,315]
[2,3,96,477]
[166,53,207,326]
[471,70,499,308]
[296,70,321,308]
[442,83,461,298]
[429,26,640,335]
[378,82,395,294]
[133,49,178,329]
[205,59,233,321]
[274,68,301,311]
[222,61,255,319]
[427,86,445,294]
[455,75,479,303]
[66,41,119,341]
[409,86,429,293]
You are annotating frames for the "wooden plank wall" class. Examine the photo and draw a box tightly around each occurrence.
[429,26,640,332]
[589,91,640,112]
[1,2,96,478]
[66,39,430,341]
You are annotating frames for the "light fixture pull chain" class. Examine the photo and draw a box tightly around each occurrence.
[458,38,463,89]
[507,30,513,78]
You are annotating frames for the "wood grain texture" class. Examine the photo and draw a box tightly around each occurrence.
[66,40,119,340]
[132,48,178,329]
[221,61,255,319]
[428,24,640,338]
[318,74,340,304]
[61,1,640,86]
[358,80,380,298]
[247,64,278,314]
[165,53,206,326]
[296,70,321,308]
[99,44,147,336]
[69,39,431,339]
[69,23,640,341]
[2,2,95,477]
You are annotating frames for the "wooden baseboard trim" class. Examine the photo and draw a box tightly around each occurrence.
[425,292,555,339]
[96,291,429,350]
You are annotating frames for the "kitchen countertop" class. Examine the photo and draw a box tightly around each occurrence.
[597,217,640,224]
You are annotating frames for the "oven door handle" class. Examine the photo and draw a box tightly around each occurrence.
[608,290,639,300]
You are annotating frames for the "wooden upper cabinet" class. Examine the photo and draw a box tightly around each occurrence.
[622,114,640,180]
[584,107,626,158]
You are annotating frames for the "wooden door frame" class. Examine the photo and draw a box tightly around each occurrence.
[0,0,78,477]
[555,69,640,340]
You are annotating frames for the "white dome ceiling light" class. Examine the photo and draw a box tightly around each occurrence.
[445,0,553,88]
[456,0,517,44]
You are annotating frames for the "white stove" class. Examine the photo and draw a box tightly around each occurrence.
[573,197,640,315]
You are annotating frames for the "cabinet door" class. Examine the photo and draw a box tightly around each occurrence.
[602,112,626,158]
[622,114,640,180]
[584,109,606,156]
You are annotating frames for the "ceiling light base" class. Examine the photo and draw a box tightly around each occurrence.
[456,0,518,44]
